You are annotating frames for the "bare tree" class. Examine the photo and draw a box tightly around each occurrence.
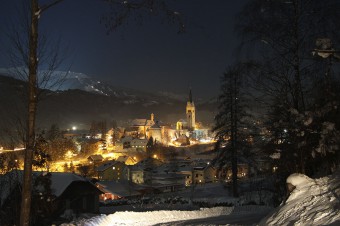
[17,1,65,225]
[3,0,184,224]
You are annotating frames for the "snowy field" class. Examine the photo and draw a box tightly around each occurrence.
[61,171,339,226]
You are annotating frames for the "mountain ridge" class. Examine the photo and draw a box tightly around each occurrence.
[0,74,216,130]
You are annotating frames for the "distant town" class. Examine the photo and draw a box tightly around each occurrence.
[0,89,274,206]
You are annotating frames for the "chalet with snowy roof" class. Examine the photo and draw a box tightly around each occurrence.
[116,155,136,165]
[96,180,142,201]
[96,161,128,181]
[87,154,103,164]
[0,170,102,225]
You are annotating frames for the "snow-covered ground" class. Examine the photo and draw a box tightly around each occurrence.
[61,205,271,226]
[61,171,340,226]
[259,171,340,225]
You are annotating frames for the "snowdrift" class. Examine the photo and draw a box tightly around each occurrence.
[259,171,340,225]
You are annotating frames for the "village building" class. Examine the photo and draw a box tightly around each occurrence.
[130,138,148,151]
[116,155,137,165]
[129,158,163,184]
[87,154,104,164]
[147,121,163,143]
[0,170,102,225]
[96,161,128,181]
[192,164,217,184]
[96,180,142,201]
[127,113,155,139]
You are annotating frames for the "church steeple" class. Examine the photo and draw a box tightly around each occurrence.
[186,88,195,130]
[189,88,193,103]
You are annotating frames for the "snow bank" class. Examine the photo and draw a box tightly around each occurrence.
[62,206,234,226]
[259,171,340,225]
[61,205,272,226]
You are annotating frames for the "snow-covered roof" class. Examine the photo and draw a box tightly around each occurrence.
[96,180,141,197]
[49,172,88,196]
[0,170,89,206]
[131,119,154,127]
[116,155,135,163]
[96,161,125,172]
[88,154,103,161]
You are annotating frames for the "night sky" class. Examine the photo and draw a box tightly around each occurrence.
[0,0,248,99]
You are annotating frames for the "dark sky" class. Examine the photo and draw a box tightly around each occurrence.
[0,0,248,99]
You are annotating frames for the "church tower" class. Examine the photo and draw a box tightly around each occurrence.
[186,89,196,130]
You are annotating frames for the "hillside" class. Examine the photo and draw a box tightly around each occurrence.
[0,74,216,130]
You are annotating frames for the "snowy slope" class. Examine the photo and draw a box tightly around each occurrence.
[259,171,340,225]
[60,171,340,226]
[0,68,182,100]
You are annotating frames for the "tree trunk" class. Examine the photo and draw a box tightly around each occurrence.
[230,73,238,197]
[20,0,39,225]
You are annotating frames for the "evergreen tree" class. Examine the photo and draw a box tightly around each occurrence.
[144,136,155,186]
[45,124,61,141]
[213,64,251,197]
[31,173,53,225]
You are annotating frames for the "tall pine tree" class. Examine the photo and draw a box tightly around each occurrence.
[213,64,251,197]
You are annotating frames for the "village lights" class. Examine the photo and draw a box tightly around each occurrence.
[273,166,278,172]
[65,150,73,159]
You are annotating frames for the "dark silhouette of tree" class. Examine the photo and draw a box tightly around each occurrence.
[213,64,251,197]
[144,136,155,186]
[45,124,61,141]
[78,165,91,177]
[236,0,340,176]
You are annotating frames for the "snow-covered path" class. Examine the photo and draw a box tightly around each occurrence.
[62,206,272,226]
[154,206,271,226]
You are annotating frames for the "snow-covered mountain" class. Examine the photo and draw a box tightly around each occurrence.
[0,72,216,129]
[0,68,210,104]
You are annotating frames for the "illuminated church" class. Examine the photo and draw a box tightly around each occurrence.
[176,89,197,131]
